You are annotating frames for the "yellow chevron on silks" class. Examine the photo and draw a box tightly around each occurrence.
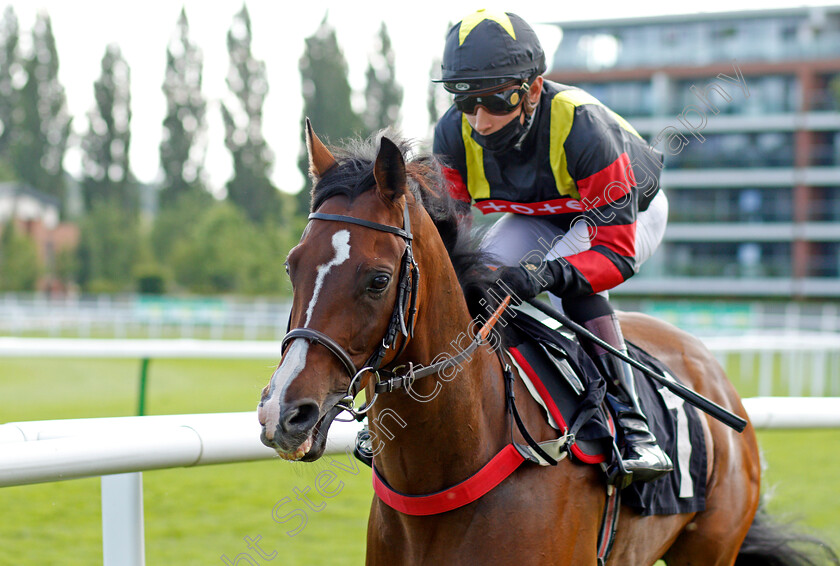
[459,9,515,45]
[555,89,643,140]
[549,94,581,200]
[549,88,644,200]
[460,114,491,200]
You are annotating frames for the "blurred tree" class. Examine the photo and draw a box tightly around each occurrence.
[169,201,288,295]
[426,23,452,146]
[426,56,449,141]
[0,6,20,161]
[221,4,282,224]
[81,44,136,214]
[0,159,14,183]
[132,236,169,295]
[159,7,208,210]
[297,15,363,211]
[76,201,138,292]
[363,22,402,135]
[0,221,41,291]
[9,12,71,211]
[54,246,79,287]
[150,189,212,266]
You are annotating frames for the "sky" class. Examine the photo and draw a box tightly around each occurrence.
[5,0,838,197]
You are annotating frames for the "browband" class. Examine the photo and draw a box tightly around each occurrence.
[308,211,413,241]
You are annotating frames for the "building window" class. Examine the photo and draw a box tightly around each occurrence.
[808,187,840,221]
[670,75,797,115]
[665,132,794,169]
[667,188,792,223]
[665,241,791,277]
[811,132,840,166]
[576,81,653,116]
[809,242,840,277]
[811,74,840,111]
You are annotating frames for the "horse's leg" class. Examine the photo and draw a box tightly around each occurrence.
[607,512,695,565]
[661,488,756,565]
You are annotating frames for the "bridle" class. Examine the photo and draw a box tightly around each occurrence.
[280,198,573,522]
[281,204,420,418]
[282,202,509,421]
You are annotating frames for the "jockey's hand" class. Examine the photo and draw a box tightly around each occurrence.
[492,262,558,306]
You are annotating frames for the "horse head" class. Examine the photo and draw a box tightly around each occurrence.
[257,121,420,461]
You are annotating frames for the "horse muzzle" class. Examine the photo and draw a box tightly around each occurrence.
[258,397,319,455]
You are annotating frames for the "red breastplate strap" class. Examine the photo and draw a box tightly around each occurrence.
[372,444,526,516]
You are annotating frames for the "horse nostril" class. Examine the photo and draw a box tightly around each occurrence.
[281,400,320,434]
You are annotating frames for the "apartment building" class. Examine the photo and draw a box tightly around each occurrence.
[548,6,840,298]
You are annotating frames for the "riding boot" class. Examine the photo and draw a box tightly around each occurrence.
[582,314,673,483]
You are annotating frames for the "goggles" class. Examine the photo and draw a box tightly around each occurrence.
[454,83,528,116]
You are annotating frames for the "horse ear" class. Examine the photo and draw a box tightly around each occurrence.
[373,137,407,202]
[305,117,337,180]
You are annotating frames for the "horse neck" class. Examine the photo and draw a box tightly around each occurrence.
[368,220,509,494]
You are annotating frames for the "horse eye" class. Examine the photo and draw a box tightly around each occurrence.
[284,261,290,276]
[369,274,391,292]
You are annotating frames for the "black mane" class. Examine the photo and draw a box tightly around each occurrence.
[309,132,498,319]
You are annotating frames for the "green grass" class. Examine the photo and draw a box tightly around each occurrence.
[756,429,840,548]
[1,357,838,564]
[0,460,372,566]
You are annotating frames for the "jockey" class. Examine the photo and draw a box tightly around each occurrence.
[432,10,672,482]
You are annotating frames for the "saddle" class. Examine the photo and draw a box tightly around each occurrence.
[506,309,707,516]
[352,307,707,518]
[352,307,707,564]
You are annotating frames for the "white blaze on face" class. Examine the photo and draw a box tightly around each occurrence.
[261,229,352,435]
[261,340,309,438]
[305,230,351,326]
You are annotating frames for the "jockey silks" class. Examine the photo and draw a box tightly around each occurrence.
[433,80,665,297]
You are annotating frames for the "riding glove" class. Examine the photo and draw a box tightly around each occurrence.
[493,259,567,305]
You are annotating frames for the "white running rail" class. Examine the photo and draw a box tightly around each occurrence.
[2,336,839,565]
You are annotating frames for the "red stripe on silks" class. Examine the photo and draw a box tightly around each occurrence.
[372,444,526,516]
[566,251,625,294]
[509,347,606,464]
[590,222,637,258]
[577,153,635,210]
[442,167,470,204]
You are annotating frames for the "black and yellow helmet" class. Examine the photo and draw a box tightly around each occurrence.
[434,9,546,95]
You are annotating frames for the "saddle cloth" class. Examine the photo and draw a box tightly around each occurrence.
[507,310,707,516]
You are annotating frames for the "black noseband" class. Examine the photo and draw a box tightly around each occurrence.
[281,327,358,378]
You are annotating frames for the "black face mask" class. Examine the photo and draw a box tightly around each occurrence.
[470,109,533,153]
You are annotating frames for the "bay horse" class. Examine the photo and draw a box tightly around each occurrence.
[258,125,835,565]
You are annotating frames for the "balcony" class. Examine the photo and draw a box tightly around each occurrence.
[661,167,840,188]
[613,276,840,298]
[664,222,840,242]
